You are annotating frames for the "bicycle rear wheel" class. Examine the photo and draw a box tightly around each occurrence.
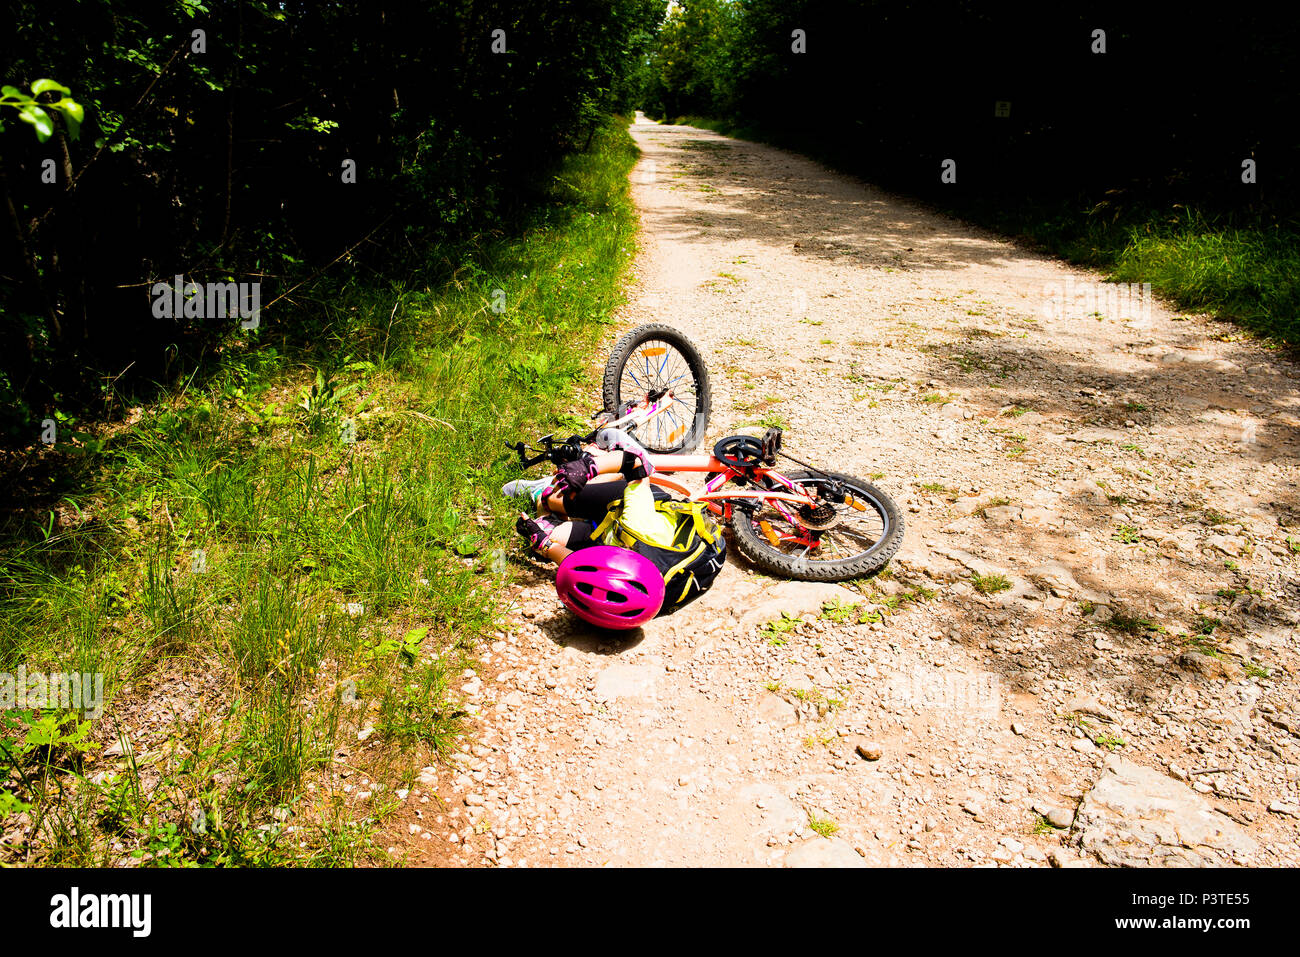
[602,324,710,453]
[731,470,904,582]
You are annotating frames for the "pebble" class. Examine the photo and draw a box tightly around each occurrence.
[855,740,884,761]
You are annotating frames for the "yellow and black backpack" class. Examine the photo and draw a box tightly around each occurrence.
[592,492,726,616]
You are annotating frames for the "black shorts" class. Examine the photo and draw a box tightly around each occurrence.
[563,480,672,550]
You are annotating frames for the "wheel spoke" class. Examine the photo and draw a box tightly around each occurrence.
[619,345,700,449]
[746,477,893,566]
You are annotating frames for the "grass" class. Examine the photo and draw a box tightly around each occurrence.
[1215,586,1260,601]
[872,583,937,612]
[737,412,788,431]
[1112,524,1141,544]
[1107,213,1300,342]
[819,598,861,623]
[808,813,839,838]
[734,394,783,416]
[1194,615,1222,635]
[801,731,837,750]
[957,200,1300,343]
[1103,612,1160,635]
[918,481,959,498]
[761,612,802,646]
[0,116,642,866]
[970,572,1011,595]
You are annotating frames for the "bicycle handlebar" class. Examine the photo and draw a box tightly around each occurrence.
[506,431,595,468]
[506,390,681,470]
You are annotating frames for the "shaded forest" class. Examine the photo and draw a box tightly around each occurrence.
[1,0,662,441]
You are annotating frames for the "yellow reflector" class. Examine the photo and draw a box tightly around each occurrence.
[759,521,779,547]
[667,425,685,443]
[846,495,867,512]
[640,347,667,357]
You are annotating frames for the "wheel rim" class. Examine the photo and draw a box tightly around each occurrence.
[618,338,701,450]
[744,477,894,566]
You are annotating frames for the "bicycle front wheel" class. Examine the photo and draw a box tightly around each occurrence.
[602,323,711,453]
[731,470,904,582]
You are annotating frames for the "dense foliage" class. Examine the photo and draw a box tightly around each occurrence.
[0,0,662,440]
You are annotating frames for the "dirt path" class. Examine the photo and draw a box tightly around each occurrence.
[394,114,1300,867]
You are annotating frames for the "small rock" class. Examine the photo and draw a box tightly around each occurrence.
[1074,755,1256,866]
[1206,533,1247,557]
[1045,807,1074,829]
[1177,651,1242,681]
[982,506,1022,526]
[1046,847,1088,868]
[783,837,867,868]
[855,740,884,761]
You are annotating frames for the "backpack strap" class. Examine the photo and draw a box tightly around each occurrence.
[592,499,621,542]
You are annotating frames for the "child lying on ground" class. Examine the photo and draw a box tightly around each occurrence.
[503,435,725,618]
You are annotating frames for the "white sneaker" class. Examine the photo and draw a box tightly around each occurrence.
[501,477,550,504]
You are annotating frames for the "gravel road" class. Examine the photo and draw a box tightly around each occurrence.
[390,113,1300,868]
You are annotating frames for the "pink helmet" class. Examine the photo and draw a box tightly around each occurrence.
[556,546,665,629]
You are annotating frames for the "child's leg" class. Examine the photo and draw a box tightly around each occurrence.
[541,449,628,516]
[541,473,621,517]
[517,514,596,563]
[535,521,576,563]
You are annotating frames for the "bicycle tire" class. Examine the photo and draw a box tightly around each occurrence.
[602,323,711,453]
[730,469,904,582]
